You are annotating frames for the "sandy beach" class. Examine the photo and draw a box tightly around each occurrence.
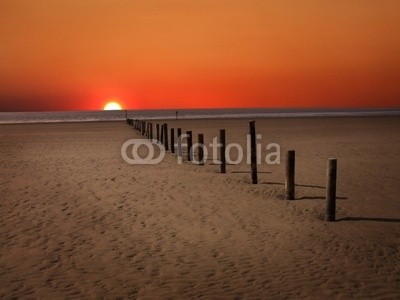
[0,117,399,298]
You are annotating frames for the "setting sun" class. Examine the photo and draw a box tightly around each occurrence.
[103,101,122,111]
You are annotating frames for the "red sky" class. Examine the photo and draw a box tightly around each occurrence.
[1,0,399,111]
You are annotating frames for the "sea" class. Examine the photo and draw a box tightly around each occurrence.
[0,108,399,124]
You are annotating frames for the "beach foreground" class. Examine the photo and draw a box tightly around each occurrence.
[0,117,399,298]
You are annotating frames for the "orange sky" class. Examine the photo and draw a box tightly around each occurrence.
[1,0,399,111]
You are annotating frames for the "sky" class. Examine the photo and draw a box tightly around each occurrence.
[0,0,399,111]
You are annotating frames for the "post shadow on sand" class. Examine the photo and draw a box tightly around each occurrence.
[261,181,347,200]
[231,171,271,174]
[261,181,325,189]
[336,217,400,223]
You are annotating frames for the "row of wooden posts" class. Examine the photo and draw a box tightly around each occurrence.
[126,118,337,222]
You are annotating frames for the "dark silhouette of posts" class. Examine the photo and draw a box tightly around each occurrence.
[148,123,151,139]
[177,128,182,158]
[163,123,169,151]
[198,134,205,166]
[220,129,226,173]
[249,121,258,184]
[161,124,164,145]
[156,124,160,142]
[186,131,193,161]
[170,128,175,154]
[326,159,337,222]
[285,150,295,200]
[142,121,146,136]
[149,123,153,142]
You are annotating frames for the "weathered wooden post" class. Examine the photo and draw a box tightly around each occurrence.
[220,129,226,173]
[285,150,295,200]
[186,131,193,161]
[170,128,175,154]
[142,121,146,136]
[198,134,205,166]
[177,128,182,158]
[156,124,160,142]
[162,124,166,146]
[149,123,153,142]
[163,123,169,151]
[249,121,258,184]
[326,158,337,222]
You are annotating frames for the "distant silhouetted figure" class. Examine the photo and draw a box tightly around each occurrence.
[175,111,178,120]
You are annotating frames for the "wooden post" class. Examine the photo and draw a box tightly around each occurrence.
[186,131,193,161]
[326,158,337,222]
[162,124,165,146]
[156,124,160,142]
[285,150,295,200]
[220,129,226,173]
[249,121,258,184]
[161,124,164,144]
[177,128,182,158]
[142,121,146,136]
[163,123,169,151]
[148,123,151,139]
[170,128,175,154]
[149,123,153,142]
[198,134,205,166]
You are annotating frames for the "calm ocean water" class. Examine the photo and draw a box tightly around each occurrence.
[0,108,399,124]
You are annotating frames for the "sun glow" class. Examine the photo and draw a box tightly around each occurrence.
[103,101,122,110]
